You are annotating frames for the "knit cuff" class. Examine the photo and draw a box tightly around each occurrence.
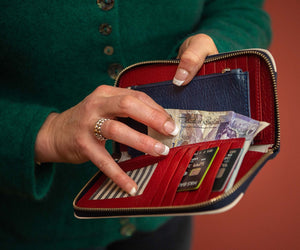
[21,107,58,200]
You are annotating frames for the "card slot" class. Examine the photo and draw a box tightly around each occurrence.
[150,147,190,207]
[164,142,217,206]
[149,143,209,206]
[209,148,262,199]
[173,139,244,206]
[171,141,225,206]
[183,141,232,205]
[171,141,226,206]
[160,145,203,207]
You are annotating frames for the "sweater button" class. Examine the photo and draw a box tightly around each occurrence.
[108,63,124,80]
[104,46,114,56]
[120,223,136,237]
[97,0,114,11]
[99,23,112,35]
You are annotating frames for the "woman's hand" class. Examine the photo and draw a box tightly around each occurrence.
[34,86,179,196]
[173,34,218,86]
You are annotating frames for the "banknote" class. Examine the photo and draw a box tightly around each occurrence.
[148,109,266,148]
[148,110,233,148]
[148,109,270,190]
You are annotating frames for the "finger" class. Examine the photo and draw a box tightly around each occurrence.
[173,34,218,86]
[87,138,138,196]
[98,95,180,136]
[101,119,169,156]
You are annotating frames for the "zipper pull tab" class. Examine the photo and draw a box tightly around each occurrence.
[222,68,231,73]
[222,68,243,74]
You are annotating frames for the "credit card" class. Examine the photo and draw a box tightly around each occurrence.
[177,147,219,192]
[212,148,241,192]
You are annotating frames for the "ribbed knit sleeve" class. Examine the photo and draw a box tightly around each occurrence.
[0,97,58,200]
[168,0,271,58]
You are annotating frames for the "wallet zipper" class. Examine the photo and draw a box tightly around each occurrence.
[73,49,280,217]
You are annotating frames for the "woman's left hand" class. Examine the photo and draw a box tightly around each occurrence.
[173,34,218,86]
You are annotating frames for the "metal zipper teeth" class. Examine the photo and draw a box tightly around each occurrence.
[74,50,280,216]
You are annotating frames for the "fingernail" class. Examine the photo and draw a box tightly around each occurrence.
[154,142,170,156]
[173,68,188,86]
[164,121,180,136]
[129,187,137,196]
[125,182,138,196]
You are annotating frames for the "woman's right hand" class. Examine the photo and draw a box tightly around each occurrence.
[34,85,179,195]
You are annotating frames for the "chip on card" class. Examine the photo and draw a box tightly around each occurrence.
[212,148,241,191]
[177,147,219,192]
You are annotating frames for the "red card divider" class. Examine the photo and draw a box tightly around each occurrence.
[149,147,189,206]
[160,145,202,206]
[209,139,249,199]
[163,142,212,206]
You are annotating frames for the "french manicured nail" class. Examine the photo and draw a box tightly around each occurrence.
[173,68,188,86]
[164,121,180,136]
[154,142,170,156]
[124,182,138,196]
[129,187,137,196]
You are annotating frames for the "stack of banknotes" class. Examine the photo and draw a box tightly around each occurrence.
[149,109,269,191]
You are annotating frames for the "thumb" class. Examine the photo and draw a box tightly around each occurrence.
[173,34,218,86]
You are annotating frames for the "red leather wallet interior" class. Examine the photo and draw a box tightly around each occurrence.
[77,138,246,209]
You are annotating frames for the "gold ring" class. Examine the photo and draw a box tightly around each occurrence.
[94,118,110,141]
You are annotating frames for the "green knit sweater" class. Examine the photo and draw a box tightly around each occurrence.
[0,0,271,249]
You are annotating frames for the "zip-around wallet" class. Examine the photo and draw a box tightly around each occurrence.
[73,49,280,218]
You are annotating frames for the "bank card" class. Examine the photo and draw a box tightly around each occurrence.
[177,147,219,192]
[212,148,241,191]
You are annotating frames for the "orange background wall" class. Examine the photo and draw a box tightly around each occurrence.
[192,0,300,249]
